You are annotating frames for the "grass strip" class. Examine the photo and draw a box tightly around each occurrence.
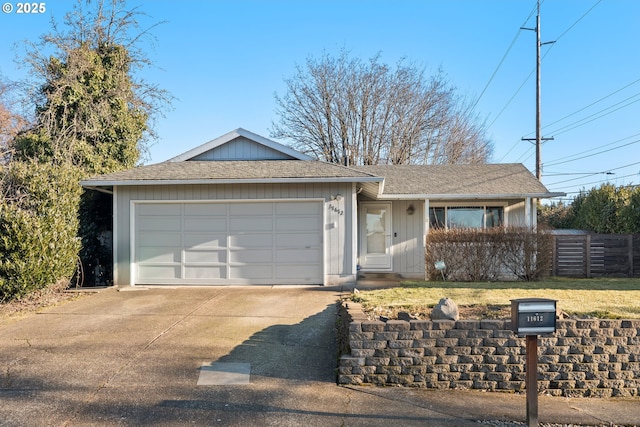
[352,278,640,319]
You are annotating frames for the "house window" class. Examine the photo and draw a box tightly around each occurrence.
[429,206,504,229]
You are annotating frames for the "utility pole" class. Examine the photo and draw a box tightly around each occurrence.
[522,0,554,181]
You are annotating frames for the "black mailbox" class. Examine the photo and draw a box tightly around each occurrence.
[510,298,557,336]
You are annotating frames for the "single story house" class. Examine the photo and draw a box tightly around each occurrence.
[81,128,563,287]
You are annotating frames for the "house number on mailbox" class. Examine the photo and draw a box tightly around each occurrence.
[527,314,544,323]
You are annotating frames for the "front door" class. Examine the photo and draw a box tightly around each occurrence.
[360,203,392,271]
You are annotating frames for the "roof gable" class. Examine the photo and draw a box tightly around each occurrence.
[169,128,312,162]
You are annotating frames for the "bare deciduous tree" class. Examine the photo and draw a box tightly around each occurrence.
[271,51,492,165]
[0,81,26,164]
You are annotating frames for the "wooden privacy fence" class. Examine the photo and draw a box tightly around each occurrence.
[552,233,640,278]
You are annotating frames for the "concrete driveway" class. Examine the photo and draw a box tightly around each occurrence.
[1,286,638,426]
[0,286,463,426]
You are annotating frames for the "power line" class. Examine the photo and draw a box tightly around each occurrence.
[544,131,640,166]
[490,5,538,140]
[538,77,640,134]
[551,0,602,43]
[546,161,640,186]
[545,92,640,137]
[497,1,601,164]
[544,137,640,168]
[547,170,640,194]
[470,35,521,113]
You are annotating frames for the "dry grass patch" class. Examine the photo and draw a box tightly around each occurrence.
[352,278,640,320]
[0,280,86,323]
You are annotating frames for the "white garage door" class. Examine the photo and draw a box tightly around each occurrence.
[133,201,323,285]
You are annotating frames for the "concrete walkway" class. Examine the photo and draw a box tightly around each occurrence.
[0,286,637,426]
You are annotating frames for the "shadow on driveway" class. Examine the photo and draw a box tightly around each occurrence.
[214,304,339,383]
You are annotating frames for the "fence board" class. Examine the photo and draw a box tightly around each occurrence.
[552,233,639,278]
[631,234,640,277]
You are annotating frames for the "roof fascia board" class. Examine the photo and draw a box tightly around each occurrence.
[80,176,384,187]
[168,128,313,162]
[375,192,566,200]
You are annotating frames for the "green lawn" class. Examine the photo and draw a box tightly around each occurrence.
[351,277,640,319]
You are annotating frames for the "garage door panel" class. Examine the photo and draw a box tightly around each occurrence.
[138,232,181,247]
[138,247,181,263]
[230,233,273,248]
[229,249,273,263]
[184,266,226,279]
[184,203,227,216]
[229,217,273,231]
[275,264,322,281]
[275,217,320,231]
[138,265,180,280]
[276,249,320,263]
[138,217,181,231]
[135,201,322,285]
[230,264,273,279]
[230,203,272,216]
[276,232,321,247]
[183,233,227,248]
[184,217,227,232]
[138,204,181,216]
[184,249,227,263]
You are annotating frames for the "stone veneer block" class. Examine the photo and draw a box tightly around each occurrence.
[432,320,455,330]
[338,303,639,397]
[361,321,386,332]
[410,320,433,331]
[455,320,480,330]
[385,320,410,331]
[480,320,505,330]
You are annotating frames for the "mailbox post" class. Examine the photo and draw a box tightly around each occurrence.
[511,298,557,427]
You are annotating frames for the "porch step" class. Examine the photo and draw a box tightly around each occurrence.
[355,273,403,291]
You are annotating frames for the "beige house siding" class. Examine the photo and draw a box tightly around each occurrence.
[114,182,356,286]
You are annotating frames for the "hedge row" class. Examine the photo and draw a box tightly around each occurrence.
[0,161,82,301]
[425,227,553,281]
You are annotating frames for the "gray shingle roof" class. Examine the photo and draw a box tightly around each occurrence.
[82,159,560,199]
[82,160,379,184]
[353,163,554,197]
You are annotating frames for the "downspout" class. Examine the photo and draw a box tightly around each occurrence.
[352,183,359,282]
[424,199,430,279]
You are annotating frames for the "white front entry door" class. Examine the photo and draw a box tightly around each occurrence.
[360,203,392,270]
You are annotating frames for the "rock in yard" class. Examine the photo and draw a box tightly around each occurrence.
[431,297,459,321]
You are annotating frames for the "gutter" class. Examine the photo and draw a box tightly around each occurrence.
[80,176,384,187]
[375,192,566,200]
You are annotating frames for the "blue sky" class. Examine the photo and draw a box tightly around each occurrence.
[1,0,639,200]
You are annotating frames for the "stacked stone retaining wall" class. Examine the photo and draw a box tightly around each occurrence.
[338,302,640,397]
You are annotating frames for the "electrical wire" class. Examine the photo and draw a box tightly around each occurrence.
[498,0,602,161]
[470,2,538,113]
[546,93,640,137]
[544,132,640,167]
[546,161,640,186]
[539,77,640,134]
[547,170,640,194]
[545,137,640,168]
